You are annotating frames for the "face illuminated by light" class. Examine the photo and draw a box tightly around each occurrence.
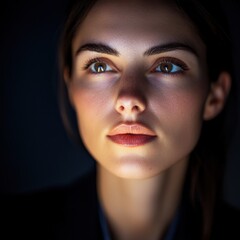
[66,0,230,179]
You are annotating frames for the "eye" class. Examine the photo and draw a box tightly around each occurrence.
[89,61,113,73]
[155,62,183,74]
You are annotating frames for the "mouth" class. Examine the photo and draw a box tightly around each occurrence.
[107,123,157,147]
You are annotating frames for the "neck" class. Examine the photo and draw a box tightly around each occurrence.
[97,158,189,240]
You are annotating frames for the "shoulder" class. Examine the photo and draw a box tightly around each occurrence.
[0,168,102,240]
[212,202,240,239]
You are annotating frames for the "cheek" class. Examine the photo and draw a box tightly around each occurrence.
[150,85,208,150]
[70,86,112,142]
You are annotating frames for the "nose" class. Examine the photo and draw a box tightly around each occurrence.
[115,92,146,116]
[114,72,147,118]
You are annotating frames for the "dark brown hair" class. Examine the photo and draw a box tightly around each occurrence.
[58,0,235,239]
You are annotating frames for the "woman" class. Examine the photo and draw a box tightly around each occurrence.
[58,0,239,239]
[1,0,239,239]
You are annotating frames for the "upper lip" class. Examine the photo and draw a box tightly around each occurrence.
[108,123,156,136]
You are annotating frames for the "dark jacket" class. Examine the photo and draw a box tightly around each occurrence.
[1,169,240,240]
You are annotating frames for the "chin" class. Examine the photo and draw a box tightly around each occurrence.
[105,155,167,179]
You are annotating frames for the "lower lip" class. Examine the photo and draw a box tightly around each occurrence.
[107,134,156,147]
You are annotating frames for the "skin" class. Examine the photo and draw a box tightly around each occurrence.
[66,0,231,239]
[68,0,214,179]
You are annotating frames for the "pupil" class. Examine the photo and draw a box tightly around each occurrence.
[161,63,172,73]
[95,63,106,72]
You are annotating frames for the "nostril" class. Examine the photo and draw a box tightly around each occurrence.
[119,106,125,111]
[118,104,142,113]
[132,105,140,112]
[115,96,146,115]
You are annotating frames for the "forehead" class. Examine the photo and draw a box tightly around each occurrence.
[73,0,205,56]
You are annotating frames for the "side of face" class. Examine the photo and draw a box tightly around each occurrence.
[65,0,231,179]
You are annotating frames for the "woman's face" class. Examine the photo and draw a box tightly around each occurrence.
[67,0,210,179]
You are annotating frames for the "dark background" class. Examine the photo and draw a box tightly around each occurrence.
[1,0,240,209]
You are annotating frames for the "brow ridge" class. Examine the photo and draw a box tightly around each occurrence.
[75,42,198,57]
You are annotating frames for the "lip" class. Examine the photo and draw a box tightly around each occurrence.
[107,123,157,147]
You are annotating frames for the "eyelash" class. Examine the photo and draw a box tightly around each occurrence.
[151,57,189,74]
[83,57,189,74]
[83,57,110,71]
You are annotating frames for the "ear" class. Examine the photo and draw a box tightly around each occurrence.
[203,72,231,120]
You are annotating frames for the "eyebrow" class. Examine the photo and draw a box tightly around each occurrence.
[75,42,198,57]
[76,43,119,56]
[143,42,198,57]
